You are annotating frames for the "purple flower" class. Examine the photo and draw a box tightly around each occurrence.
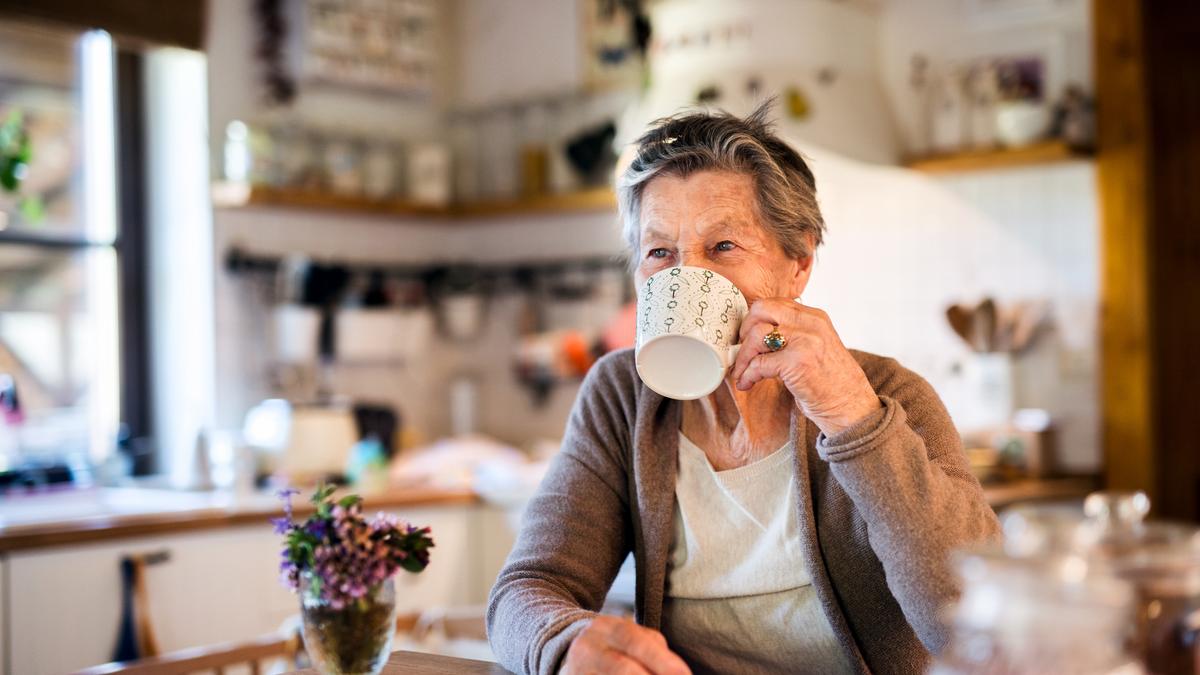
[275,486,435,606]
[276,487,301,519]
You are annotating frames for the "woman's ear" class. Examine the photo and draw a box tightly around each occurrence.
[790,235,816,296]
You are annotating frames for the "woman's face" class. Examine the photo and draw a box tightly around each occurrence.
[634,170,813,304]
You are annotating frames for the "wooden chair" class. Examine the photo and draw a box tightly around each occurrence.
[72,631,304,675]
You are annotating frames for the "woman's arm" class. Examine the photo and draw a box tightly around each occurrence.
[485,354,635,674]
[815,360,1001,653]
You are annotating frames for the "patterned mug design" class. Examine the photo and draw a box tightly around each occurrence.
[635,266,749,399]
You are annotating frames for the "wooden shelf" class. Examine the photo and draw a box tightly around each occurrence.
[904,140,1092,173]
[212,183,617,220]
[454,186,617,217]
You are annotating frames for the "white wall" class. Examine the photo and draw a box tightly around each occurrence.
[801,149,1099,471]
[454,0,582,106]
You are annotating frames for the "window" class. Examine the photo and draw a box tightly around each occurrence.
[0,22,137,481]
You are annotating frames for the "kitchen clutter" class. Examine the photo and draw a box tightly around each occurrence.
[219,89,629,207]
[935,491,1200,675]
[945,297,1061,482]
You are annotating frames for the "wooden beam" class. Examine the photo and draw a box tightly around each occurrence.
[1142,1,1200,521]
[1095,0,1155,502]
[1095,0,1200,521]
[0,0,206,50]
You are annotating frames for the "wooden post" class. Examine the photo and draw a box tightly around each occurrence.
[1095,0,1200,521]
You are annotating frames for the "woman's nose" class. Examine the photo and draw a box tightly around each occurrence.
[678,251,706,268]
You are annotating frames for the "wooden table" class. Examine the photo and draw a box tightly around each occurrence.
[288,651,512,674]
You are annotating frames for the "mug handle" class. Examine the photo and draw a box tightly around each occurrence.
[722,343,742,369]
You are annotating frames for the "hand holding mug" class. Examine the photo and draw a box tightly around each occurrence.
[729,298,881,436]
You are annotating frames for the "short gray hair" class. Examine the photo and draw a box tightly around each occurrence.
[616,102,825,264]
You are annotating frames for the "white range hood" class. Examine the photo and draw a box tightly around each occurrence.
[618,0,900,165]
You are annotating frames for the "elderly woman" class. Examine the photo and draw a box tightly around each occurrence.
[487,106,1000,675]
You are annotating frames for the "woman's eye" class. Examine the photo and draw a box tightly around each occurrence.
[714,240,737,252]
[648,248,670,259]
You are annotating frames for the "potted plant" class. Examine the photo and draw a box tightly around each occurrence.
[275,486,434,675]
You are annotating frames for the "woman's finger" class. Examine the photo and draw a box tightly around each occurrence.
[730,319,781,384]
[737,298,806,341]
[735,350,789,391]
[604,622,691,675]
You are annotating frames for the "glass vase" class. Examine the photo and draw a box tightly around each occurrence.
[300,574,399,675]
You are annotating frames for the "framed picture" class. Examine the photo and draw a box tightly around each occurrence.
[949,28,1068,104]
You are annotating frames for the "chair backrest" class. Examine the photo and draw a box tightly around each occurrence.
[72,632,303,675]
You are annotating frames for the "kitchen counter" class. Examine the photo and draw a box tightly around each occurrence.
[980,476,1099,510]
[0,486,477,553]
[288,651,511,674]
[0,476,1094,554]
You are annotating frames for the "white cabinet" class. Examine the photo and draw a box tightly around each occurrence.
[2,503,511,675]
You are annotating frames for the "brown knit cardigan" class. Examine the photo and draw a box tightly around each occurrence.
[487,348,1001,674]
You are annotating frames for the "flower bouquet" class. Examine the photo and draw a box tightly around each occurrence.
[275,485,434,675]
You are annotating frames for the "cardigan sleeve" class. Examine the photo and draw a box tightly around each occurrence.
[486,353,636,675]
[815,358,1001,653]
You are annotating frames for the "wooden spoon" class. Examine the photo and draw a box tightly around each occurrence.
[975,298,998,353]
[946,304,976,350]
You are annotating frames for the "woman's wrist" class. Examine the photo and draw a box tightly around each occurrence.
[808,392,883,437]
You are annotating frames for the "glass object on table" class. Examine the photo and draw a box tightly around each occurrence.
[300,572,399,675]
[933,504,1145,675]
[1084,492,1200,675]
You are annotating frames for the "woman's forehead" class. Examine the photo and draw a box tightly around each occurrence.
[639,171,761,239]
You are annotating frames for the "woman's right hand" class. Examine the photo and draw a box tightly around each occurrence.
[561,615,692,675]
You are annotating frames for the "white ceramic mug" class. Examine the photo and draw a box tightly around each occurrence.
[635,266,749,400]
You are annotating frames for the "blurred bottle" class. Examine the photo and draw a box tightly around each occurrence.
[448,111,480,203]
[223,120,274,186]
[519,103,549,197]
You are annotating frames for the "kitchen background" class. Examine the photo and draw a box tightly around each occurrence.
[2,0,1193,673]
[208,0,1097,473]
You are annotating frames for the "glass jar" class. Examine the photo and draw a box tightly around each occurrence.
[321,133,365,196]
[933,546,1143,674]
[1084,492,1200,675]
[300,573,399,675]
[934,503,1146,675]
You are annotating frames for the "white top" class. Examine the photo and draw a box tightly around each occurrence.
[668,432,810,597]
[663,433,852,674]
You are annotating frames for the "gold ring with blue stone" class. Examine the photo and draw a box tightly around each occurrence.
[763,327,787,352]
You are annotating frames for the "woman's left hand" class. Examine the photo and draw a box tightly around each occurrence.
[730,298,881,436]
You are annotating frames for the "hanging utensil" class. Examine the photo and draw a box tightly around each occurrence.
[946,304,976,350]
[975,297,998,353]
[1011,300,1051,353]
